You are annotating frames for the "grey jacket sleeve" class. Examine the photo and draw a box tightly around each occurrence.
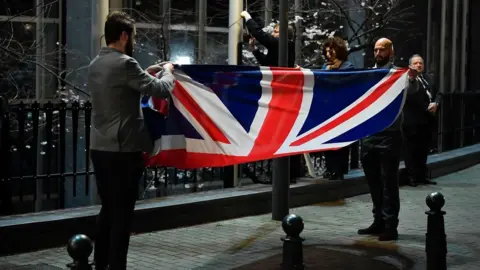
[125,57,175,98]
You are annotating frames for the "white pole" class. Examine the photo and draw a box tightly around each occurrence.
[92,0,109,57]
[228,0,243,186]
[228,0,243,66]
[109,0,123,11]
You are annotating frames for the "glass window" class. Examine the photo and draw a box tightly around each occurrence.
[169,30,195,64]
[0,0,58,18]
[205,32,228,64]
[0,21,59,99]
[0,0,34,16]
[129,0,161,22]
[43,0,60,18]
[206,0,228,27]
[133,27,164,68]
[0,21,36,98]
[170,0,195,24]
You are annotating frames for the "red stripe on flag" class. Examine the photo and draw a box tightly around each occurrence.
[172,81,230,144]
[248,68,304,157]
[290,69,406,147]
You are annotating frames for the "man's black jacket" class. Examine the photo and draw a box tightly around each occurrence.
[403,73,442,127]
[245,19,295,67]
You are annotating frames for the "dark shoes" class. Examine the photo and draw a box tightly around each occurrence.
[329,172,344,180]
[322,171,344,180]
[357,221,384,235]
[358,220,398,241]
[378,228,398,241]
[407,179,437,186]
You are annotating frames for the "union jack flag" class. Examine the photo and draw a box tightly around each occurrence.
[142,65,408,169]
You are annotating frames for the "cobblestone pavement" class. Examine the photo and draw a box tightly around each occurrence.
[1,164,480,269]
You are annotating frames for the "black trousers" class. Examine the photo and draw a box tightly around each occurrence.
[289,154,304,180]
[91,150,144,270]
[325,146,350,174]
[361,132,402,228]
[403,124,431,183]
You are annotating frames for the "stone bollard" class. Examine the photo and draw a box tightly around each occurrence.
[66,234,94,270]
[281,214,305,270]
[425,192,447,270]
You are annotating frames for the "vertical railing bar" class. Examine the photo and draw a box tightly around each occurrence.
[59,101,67,208]
[17,102,26,203]
[71,101,79,197]
[31,101,40,203]
[44,101,53,200]
[84,101,91,196]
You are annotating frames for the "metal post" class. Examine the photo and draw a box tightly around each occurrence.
[228,0,243,187]
[460,0,469,93]
[426,0,432,72]
[437,0,447,152]
[264,0,272,26]
[35,0,45,212]
[66,234,93,270]
[197,0,206,63]
[294,0,302,65]
[450,0,459,92]
[425,192,447,270]
[459,0,469,147]
[281,214,305,269]
[272,0,290,221]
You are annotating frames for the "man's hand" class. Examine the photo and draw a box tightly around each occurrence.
[428,102,438,115]
[145,64,163,74]
[162,62,174,73]
[407,66,419,81]
[240,11,251,20]
[249,37,256,51]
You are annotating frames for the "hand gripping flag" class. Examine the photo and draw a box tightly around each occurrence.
[142,65,409,169]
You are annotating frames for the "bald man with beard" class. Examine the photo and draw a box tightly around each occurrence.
[357,38,420,241]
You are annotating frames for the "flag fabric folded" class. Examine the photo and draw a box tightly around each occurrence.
[142,65,409,169]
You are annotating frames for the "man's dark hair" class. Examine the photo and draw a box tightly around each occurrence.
[274,23,296,40]
[322,36,349,61]
[104,11,135,45]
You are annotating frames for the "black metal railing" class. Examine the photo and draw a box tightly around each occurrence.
[0,100,280,214]
[1,92,480,215]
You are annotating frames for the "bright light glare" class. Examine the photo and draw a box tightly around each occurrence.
[174,56,191,65]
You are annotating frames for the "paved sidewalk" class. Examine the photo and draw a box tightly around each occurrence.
[1,164,480,269]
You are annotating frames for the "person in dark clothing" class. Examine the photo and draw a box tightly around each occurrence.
[241,10,304,180]
[357,38,420,241]
[402,54,441,186]
[241,11,296,67]
[318,37,354,180]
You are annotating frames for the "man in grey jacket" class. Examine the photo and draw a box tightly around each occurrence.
[357,38,420,241]
[88,11,175,270]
